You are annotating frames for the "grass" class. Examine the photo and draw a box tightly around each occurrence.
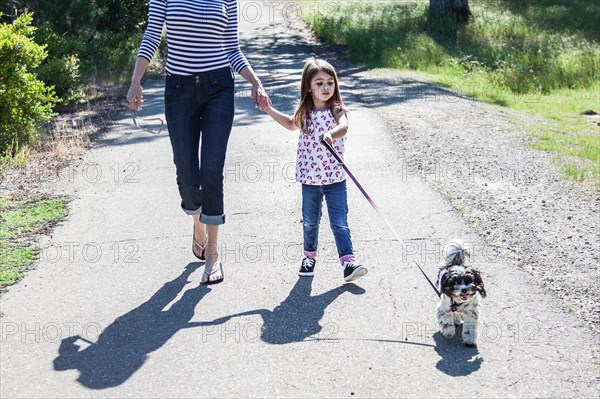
[521,86,599,182]
[0,194,67,286]
[301,0,600,185]
[0,147,29,175]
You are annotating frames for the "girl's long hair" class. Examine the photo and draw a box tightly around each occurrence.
[293,57,347,130]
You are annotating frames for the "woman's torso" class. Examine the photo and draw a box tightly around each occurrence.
[138,0,247,75]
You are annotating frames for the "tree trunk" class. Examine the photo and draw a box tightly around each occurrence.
[429,0,472,24]
[0,1,42,23]
[25,1,43,23]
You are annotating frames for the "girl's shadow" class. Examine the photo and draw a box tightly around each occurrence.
[53,269,364,389]
[53,263,211,389]
[190,277,366,344]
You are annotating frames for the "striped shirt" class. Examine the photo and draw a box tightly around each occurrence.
[138,0,250,75]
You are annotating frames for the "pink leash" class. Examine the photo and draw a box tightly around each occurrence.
[320,138,441,297]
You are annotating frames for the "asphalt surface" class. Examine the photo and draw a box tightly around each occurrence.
[1,2,598,398]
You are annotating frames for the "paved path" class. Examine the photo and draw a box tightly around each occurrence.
[1,2,598,398]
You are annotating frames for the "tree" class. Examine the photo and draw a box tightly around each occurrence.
[429,0,472,24]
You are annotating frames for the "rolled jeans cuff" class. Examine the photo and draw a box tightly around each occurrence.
[181,205,202,216]
[201,213,226,225]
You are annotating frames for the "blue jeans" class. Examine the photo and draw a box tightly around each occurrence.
[302,180,354,261]
[164,67,235,225]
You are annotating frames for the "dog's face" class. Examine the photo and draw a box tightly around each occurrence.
[439,265,486,301]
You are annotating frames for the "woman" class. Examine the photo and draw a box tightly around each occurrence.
[127,0,270,284]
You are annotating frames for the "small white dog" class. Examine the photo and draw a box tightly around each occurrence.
[436,239,486,347]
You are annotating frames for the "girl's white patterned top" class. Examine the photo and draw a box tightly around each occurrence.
[296,109,346,186]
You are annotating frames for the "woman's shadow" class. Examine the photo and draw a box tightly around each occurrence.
[53,263,211,389]
[53,265,364,389]
[190,276,366,344]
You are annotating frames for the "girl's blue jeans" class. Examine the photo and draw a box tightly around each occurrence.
[302,180,354,262]
[164,67,235,225]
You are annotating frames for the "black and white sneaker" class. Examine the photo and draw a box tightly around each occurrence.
[299,257,316,277]
[343,261,368,282]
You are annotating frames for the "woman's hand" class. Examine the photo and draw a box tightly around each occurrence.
[252,82,271,110]
[127,82,144,112]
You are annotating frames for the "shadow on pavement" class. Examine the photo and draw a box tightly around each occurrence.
[98,22,472,146]
[238,26,471,112]
[53,263,211,389]
[52,273,367,389]
[433,330,483,376]
[189,277,365,345]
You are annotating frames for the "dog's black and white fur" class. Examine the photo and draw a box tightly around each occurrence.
[436,239,486,347]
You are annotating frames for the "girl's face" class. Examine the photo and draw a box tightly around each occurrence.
[309,71,335,108]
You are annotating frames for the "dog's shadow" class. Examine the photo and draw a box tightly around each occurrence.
[433,329,483,376]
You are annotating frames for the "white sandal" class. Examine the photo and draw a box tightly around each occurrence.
[192,226,208,261]
[201,263,224,285]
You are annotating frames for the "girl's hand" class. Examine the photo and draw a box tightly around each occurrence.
[321,132,334,145]
[257,96,272,112]
[127,82,144,112]
[257,103,271,112]
[252,83,270,109]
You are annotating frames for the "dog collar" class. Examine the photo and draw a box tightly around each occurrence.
[450,300,463,312]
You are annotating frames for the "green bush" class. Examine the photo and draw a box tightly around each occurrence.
[36,53,86,104]
[31,0,148,94]
[0,12,59,156]
[80,30,145,81]
[34,25,86,104]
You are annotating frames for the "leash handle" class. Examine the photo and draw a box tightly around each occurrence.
[131,111,164,134]
[320,137,441,297]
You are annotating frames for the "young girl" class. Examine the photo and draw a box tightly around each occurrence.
[260,57,368,283]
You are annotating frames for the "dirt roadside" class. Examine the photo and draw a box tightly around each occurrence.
[0,85,128,197]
